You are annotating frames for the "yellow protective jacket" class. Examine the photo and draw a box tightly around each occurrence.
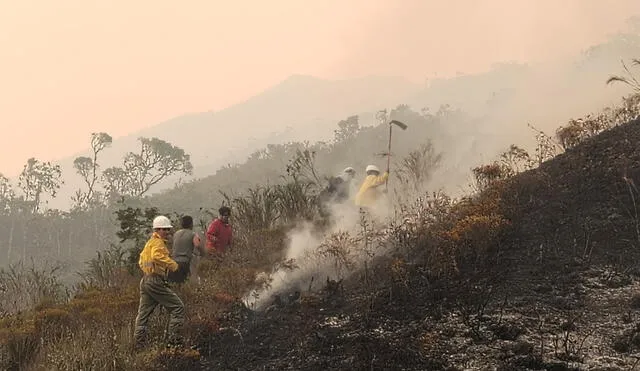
[355,172,389,207]
[138,232,178,276]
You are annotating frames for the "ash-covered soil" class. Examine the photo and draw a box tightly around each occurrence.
[199,118,640,370]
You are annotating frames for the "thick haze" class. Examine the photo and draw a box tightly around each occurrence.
[0,0,639,176]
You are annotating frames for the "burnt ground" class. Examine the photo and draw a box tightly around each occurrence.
[199,118,640,370]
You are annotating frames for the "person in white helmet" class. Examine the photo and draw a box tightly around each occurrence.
[332,167,357,203]
[355,164,389,208]
[133,215,185,349]
[318,166,357,218]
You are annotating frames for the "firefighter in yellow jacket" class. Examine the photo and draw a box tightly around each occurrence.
[133,215,184,349]
[355,164,389,209]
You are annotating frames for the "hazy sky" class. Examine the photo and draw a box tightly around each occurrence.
[0,0,638,176]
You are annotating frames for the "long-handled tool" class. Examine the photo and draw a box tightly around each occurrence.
[384,119,408,190]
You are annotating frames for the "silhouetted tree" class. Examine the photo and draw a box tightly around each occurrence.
[72,132,113,210]
[17,158,63,213]
[0,174,14,214]
[103,137,193,199]
[333,115,360,143]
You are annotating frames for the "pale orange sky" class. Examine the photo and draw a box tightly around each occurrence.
[0,0,639,176]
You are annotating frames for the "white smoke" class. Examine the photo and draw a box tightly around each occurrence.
[242,190,397,311]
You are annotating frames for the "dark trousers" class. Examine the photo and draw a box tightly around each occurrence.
[167,261,191,284]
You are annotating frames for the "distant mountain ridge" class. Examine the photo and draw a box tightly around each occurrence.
[42,74,423,209]
[24,26,640,210]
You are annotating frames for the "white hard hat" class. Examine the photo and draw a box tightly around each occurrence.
[343,167,355,174]
[152,215,173,229]
[365,165,380,173]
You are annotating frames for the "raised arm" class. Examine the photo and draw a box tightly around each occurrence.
[369,172,389,187]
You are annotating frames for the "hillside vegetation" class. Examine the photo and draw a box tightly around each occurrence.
[1,55,640,369]
[0,100,471,276]
[26,21,640,211]
[0,28,638,286]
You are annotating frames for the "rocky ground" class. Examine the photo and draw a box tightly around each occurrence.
[197,118,640,370]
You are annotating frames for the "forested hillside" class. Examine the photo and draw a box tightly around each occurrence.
[19,20,640,212]
[0,102,459,276]
[1,81,639,369]
[0,21,639,368]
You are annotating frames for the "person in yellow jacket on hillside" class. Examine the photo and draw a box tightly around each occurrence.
[133,215,185,350]
[355,164,389,210]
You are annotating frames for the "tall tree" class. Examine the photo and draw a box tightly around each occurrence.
[73,132,113,209]
[102,167,128,202]
[333,115,360,143]
[102,137,193,199]
[0,173,14,214]
[17,158,63,213]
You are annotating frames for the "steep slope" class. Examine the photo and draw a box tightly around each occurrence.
[202,117,640,370]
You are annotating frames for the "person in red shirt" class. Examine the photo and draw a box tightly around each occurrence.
[206,206,233,257]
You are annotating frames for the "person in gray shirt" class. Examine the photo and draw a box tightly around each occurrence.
[168,215,205,284]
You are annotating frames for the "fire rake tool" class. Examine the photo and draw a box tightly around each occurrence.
[379,119,408,190]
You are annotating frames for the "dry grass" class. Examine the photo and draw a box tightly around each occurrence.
[3,69,640,369]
